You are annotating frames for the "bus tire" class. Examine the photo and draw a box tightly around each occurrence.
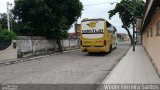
[114,44,117,49]
[109,45,112,53]
[88,52,94,55]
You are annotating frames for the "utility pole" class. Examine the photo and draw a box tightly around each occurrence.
[74,20,78,39]
[111,2,136,51]
[132,20,136,51]
[6,2,12,32]
[132,0,136,51]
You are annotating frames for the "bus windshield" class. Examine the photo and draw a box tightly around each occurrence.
[81,20,105,39]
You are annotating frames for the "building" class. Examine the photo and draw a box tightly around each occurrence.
[69,32,80,38]
[141,0,160,75]
[117,33,130,42]
[69,24,81,39]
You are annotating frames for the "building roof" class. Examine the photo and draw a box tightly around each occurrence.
[141,0,160,32]
[69,32,80,37]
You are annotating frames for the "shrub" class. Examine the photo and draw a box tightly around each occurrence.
[0,28,17,40]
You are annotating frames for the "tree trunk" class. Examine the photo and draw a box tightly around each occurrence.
[124,27,133,45]
[56,39,62,52]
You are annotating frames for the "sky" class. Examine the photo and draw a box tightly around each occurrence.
[0,0,146,34]
[74,0,126,33]
[0,0,14,13]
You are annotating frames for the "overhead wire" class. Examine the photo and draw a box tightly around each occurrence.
[83,0,121,6]
[83,1,117,6]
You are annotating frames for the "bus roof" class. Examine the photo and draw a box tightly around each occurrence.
[81,18,117,31]
[82,18,105,22]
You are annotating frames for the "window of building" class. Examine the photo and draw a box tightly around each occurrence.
[150,27,153,37]
[147,29,149,37]
[156,21,160,36]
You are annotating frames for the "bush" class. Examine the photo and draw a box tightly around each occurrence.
[0,28,17,40]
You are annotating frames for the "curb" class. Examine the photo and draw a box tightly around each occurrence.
[0,49,80,66]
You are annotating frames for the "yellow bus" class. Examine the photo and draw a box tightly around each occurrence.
[80,18,117,53]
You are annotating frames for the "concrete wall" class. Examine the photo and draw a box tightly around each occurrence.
[142,10,160,75]
[17,36,80,58]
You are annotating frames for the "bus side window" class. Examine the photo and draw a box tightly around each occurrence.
[107,22,111,27]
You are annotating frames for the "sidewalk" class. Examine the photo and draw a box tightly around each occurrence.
[0,43,17,61]
[98,45,160,89]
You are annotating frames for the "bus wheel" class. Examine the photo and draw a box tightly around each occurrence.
[88,52,94,55]
[109,45,112,53]
[114,43,117,49]
[114,44,117,49]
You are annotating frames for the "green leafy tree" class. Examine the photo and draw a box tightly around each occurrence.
[0,28,16,40]
[0,13,8,29]
[0,13,17,40]
[13,0,83,37]
[108,0,145,44]
[13,0,83,51]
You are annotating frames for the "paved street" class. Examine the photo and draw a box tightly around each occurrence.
[0,42,130,85]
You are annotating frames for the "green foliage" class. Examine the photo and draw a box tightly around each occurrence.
[109,0,145,28]
[108,0,145,44]
[13,0,83,39]
[0,29,17,40]
[0,13,8,29]
[0,13,19,36]
[0,13,17,40]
